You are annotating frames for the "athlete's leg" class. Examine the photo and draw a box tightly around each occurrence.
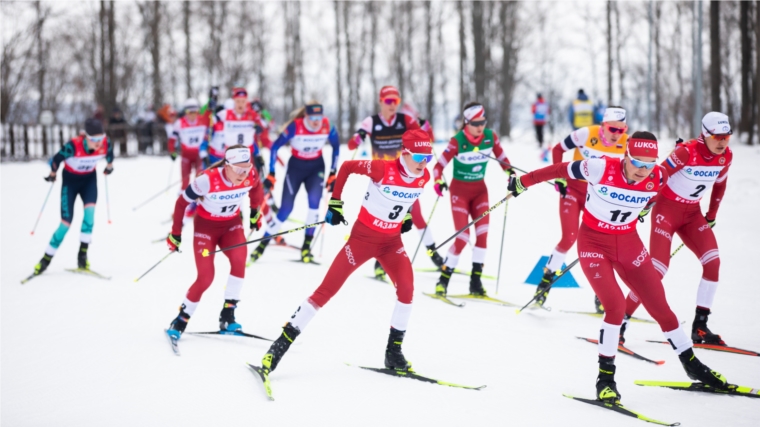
[302,161,324,238]
[269,160,305,235]
[219,222,248,298]
[376,237,415,333]
[471,189,490,264]
[183,219,224,312]
[678,212,720,308]
[545,186,583,273]
[46,172,79,256]
[180,154,192,190]
[78,173,98,245]
[443,190,472,271]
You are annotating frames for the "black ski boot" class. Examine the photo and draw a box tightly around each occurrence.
[596,357,621,403]
[435,266,452,296]
[77,242,89,270]
[166,308,191,340]
[250,239,270,263]
[34,253,53,276]
[619,315,631,345]
[692,307,725,345]
[426,244,444,268]
[469,263,486,296]
[219,299,242,331]
[301,236,314,263]
[374,260,387,281]
[384,327,411,371]
[678,348,727,388]
[594,295,605,314]
[262,322,300,373]
[534,270,554,306]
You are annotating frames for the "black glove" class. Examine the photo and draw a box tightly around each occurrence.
[401,213,413,233]
[326,198,346,225]
[325,170,337,193]
[704,215,716,228]
[250,208,262,231]
[675,138,684,145]
[264,172,276,191]
[508,175,527,197]
[554,178,567,198]
[170,152,178,161]
[44,173,56,182]
[254,155,265,177]
[103,165,114,175]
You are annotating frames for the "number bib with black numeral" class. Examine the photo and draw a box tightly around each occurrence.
[196,168,255,220]
[357,160,428,234]
[224,120,255,149]
[177,123,208,150]
[661,141,731,205]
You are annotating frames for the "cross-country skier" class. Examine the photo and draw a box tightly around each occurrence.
[249,101,340,264]
[259,129,433,375]
[206,99,235,165]
[168,98,210,190]
[165,145,264,340]
[31,118,114,276]
[621,112,734,346]
[508,131,728,403]
[215,87,270,161]
[348,85,444,279]
[432,103,514,297]
[535,107,629,308]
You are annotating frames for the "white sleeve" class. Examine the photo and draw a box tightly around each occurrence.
[358,116,374,135]
[184,173,210,202]
[566,158,605,185]
[560,127,589,151]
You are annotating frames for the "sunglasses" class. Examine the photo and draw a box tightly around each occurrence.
[626,150,656,170]
[707,133,731,141]
[469,120,487,127]
[605,125,627,134]
[87,135,106,143]
[227,162,253,175]
[307,115,323,122]
[382,98,400,106]
[409,153,433,163]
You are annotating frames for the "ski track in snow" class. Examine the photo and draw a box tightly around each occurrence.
[3,140,759,427]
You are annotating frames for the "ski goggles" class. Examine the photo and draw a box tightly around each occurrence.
[627,150,657,170]
[307,115,323,122]
[468,120,487,127]
[604,124,628,134]
[227,162,253,175]
[704,130,732,141]
[408,152,433,163]
[86,134,106,144]
[382,98,400,106]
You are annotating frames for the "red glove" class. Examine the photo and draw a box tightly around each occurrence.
[325,170,337,192]
[348,134,362,151]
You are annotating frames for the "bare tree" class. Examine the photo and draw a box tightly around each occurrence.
[138,1,163,109]
[1,13,35,123]
[607,1,613,103]
[424,1,435,122]
[755,0,760,145]
[471,1,486,101]
[333,1,343,136]
[740,0,752,140]
[458,0,467,109]
[499,1,519,138]
[710,1,721,111]
[183,1,191,99]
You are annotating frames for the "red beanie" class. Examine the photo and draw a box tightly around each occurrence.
[628,138,658,158]
[402,129,433,154]
[379,85,400,101]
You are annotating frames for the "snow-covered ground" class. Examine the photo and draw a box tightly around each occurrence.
[3,135,760,426]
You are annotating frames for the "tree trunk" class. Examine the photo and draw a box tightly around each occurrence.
[425,1,434,122]
[99,1,107,111]
[333,1,343,136]
[755,0,760,145]
[36,1,46,121]
[183,1,191,99]
[653,2,662,133]
[344,1,357,136]
[458,1,467,109]
[740,0,752,139]
[393,2,405,96]
[499,1,518,138]
[607,1,613,104]
[471,1,485,101]
[614,2,625,104]
[710,1,720,111]
[107,1,116,112]
[367,1,378,100]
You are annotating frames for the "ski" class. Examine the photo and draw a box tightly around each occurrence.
[65,268,111,280]
[561,310,656,324]
[562,394,680,426]
[187,330,273,341]
[634,380,760,398]
[646,340,759,357]
[414,267,497,280]
[423,292,465,307]
[164,329,180,356]
[366,275,390,284]
[577,337,665,365]
[20,273,38,284]
[246,363,274,401]
[347,364,485,391]
[290,259,321,266]
[447,294,519,307]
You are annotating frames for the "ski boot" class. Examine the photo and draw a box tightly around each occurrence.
[594,295,605,314]
[250,239,271,263]
[34,254,53,276]
[595,357,621,403]
[678,348,727,388]
[385,327,411,371]
[262,322,300,373]
[374,260,387,281]
[426,244,444,269]
[77,243,90,270]
[469,263,486,296]
[692,307,725,345]
[167,308,191,340]
[534,270,554,307]
[619,315,631,345]
[301,236,315,263]
[219,299,242,332]
[435,266,452,296]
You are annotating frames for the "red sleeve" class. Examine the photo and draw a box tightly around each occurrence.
[661,145,690,176]
[551,142,566,164]
[491,133,512,172]
[249,173,264,209]
[332,160,385,200]
[531,104,536,114]
[706,167,729,219]
[520,162,571,188]
[421,120,435,142]
[405,115,421,130]
[433,138,458,181]
[171,195,191,236]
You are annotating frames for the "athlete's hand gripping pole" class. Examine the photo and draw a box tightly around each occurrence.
[132,179,182,211]
[426,194,514,257]
[515,258,581,314]
[30,182,55,235]
[201,221,328,257]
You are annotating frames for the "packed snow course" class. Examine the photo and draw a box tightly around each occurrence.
[3,136,759,426]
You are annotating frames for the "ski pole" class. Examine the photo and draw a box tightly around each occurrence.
[31,182,55,235]
[495,197,509,294]
[202,220,331,257]
[427,194,513,256]
[481,153,555,188]
[167,158,175,192]
[132,179,182,211]
[134,250,177,282]
[105,175,112,224]
[412,147,445,263]
[515,258,580,314]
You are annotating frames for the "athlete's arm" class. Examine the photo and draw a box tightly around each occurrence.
[171,173,210,235]
[331,160,386,199]
[706,163,730,220]
[433,138,458,181]
[520,158,605,188]
[327,124,340,172]
[248,171,264,209]
[661,145,690,176]
[168,120,181,154]
[491,133,513,172]
[50,140,76,172]
[349,116,373,150]
[269,122,296,174]
[105,136,115,164]
[553,127,589,165]
[403,114,421,130]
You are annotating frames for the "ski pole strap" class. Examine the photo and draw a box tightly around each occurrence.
[134,250,176,282]
[427,194,513,256]
[133,179,183,211]
[516,258,580,313]
[203,221,327,257]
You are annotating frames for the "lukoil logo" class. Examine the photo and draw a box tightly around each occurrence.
[580,252,604,259]
[632,141,657,149]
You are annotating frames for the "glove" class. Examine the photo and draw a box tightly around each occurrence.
[325,170,337,193]
[44,173,56,182]
[170,152,178,161]
[675,138,684,145]
[325,198,346,226]
[434,179,448,197]
[166,233,181,252]
[401,213,413,233]
[704,215,716,228]
[638,206,653,223]
[508,175,527,197]
[250,208,262,231]
[264,172,276,191]
[554,178,567,198]
[103,164,114,175]
[505,168,516,178]
[348,130,366,150]
[254,155,265,176]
